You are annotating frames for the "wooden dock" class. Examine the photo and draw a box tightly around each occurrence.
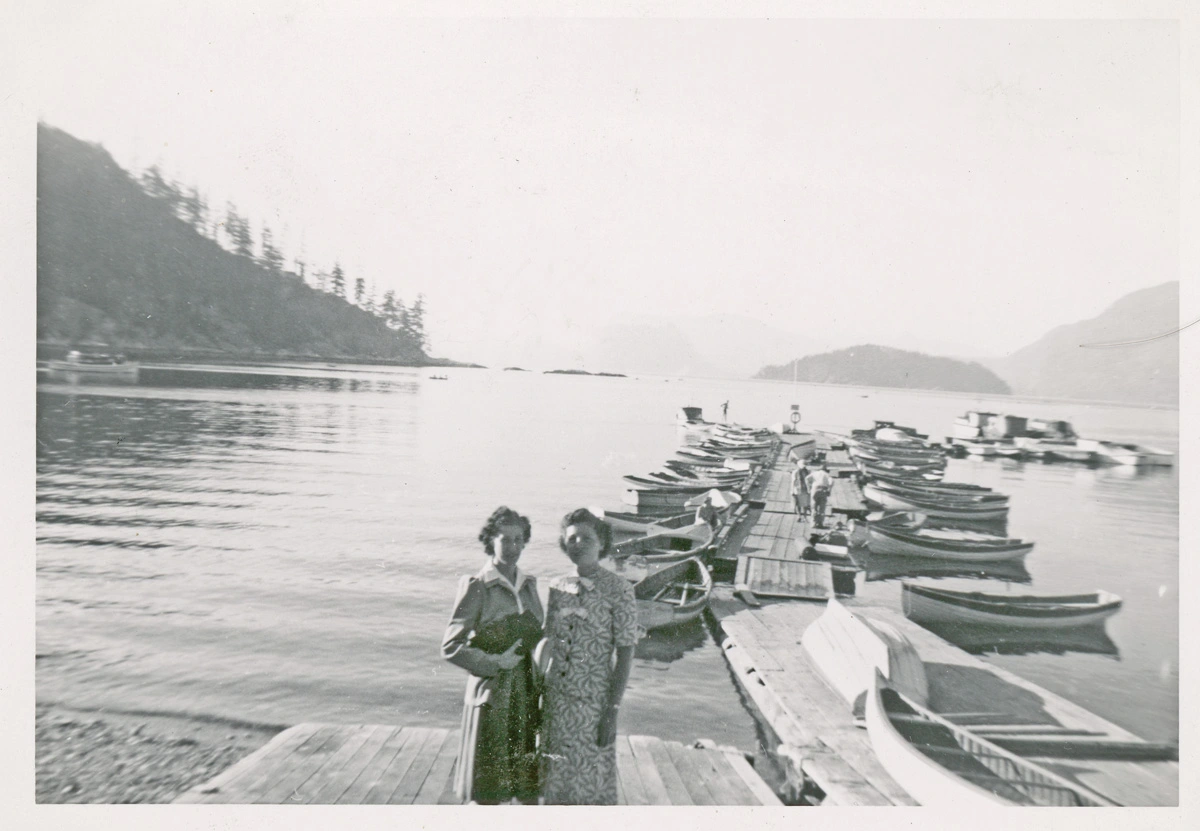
[174,724,783,805]
[707,431,1178,807]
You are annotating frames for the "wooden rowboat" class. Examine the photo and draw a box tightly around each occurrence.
[601,511,697,537]
[801,598,929,712]
[901,583,1122,629]
[867,524,1032,561]
[632,557,713,631]
[865,670,1115,806]
[862,484,1009,521]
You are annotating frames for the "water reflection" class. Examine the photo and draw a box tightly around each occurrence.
[863,553,1033,584]
[141,366,421,394]
[916,622,1120,658]
[634,618,708,664]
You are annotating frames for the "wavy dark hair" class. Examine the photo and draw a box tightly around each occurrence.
[558,508,613,559]
[478,506,532,554]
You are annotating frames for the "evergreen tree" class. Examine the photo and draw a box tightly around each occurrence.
[259,225,284,273]
[330,263,346,297]
[354,276,366,306]
[403,294,427,352]
[225,203,254,257]
[380,290,398,327]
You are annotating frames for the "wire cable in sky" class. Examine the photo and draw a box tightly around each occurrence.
[1079,316,1197,348]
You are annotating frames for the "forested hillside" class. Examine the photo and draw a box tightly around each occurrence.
[37,124,429,363]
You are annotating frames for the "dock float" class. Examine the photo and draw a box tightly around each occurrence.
[706,431,1178,807]
[174,724,782,805]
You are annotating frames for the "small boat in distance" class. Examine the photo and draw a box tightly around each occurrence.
[45,350,139,383]
[902,583,1121,629]
[1076,438,1175,467]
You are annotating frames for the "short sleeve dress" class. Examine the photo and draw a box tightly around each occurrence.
[540,566,640,805]
[441,563,544,804]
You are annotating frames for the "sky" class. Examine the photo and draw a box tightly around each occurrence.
[9,2,1184,367]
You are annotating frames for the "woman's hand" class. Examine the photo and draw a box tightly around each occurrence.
[596,706,619,747]
[494,639,523,672]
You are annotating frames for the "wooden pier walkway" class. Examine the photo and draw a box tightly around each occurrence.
[174,724,782,805]
[707,431,1178,806]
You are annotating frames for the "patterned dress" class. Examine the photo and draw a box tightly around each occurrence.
[441,563,544,804]
[540,566,640,805]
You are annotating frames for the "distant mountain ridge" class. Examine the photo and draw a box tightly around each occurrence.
[755,345,1012,394]
[985,281,1178,406]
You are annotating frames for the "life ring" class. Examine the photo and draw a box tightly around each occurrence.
[790,411,801,425]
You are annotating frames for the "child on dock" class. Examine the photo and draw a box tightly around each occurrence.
[791,460,810,521]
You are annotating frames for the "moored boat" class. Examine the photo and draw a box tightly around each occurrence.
[45,351,139,383]
[866,524,1031,561]
[632,556,713,631]
[901,583,1121,629]
[1076,439,1175,467]
[801,598,929,711]
[862,484,1009,521]
[865,670,1115,806]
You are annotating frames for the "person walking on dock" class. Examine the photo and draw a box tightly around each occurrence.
[442,506,544,805]
[791,459,810,521]
[721,400,729,422]
[539,509,639,805]
[806,464,834,528]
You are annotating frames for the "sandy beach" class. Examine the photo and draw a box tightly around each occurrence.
[35,703,277,804]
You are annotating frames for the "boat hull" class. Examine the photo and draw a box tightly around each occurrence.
[863,484,1009,521]
[46,360,139,383]
[633,557,712,631]
[866,525,1031,562]
[902,583,1121,629]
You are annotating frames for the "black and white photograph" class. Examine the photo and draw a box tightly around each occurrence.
[4,0,1193,821]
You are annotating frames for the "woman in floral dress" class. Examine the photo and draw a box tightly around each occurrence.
[441,506,544,804]
[539,508,640,804]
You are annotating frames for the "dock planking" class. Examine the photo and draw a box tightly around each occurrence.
[174,724,782,805]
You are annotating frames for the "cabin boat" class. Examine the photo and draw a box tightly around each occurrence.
[901,583,1121,629]
[45,350,139,383]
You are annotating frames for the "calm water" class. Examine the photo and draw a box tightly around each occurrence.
[35,365,1179,748]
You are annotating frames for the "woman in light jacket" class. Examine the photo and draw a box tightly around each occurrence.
[441,506,544,804]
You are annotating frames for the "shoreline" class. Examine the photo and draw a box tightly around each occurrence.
[35,702,278,804]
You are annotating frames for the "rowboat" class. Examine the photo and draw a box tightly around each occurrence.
[632,557,713,631]
[865,670,1115,806]
[867,475,994,494]
[622,489,704,513]
[622,474,727,492]
[612,521,714,559]
[867,479,1009,505]
[45,352,139,383]
[601,511,697,537]
[862,484,1009,521]
[867,524,1032,561]
[801,598,929,711]
[1076,439,1175,467]
[856,459,946,478]
[902,583,1121,629]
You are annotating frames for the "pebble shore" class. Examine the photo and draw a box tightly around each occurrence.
[36,703,276,803]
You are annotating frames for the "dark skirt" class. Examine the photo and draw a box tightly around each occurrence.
[453,611,542,803]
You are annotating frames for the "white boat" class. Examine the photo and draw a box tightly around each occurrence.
[601,511,697,537]
[1012,437,1094,463]
[632,557,713,631]
[45,351,139,383]
[866,670,1115,806]
[866,524,1032,562]
[1076,439,1175,467]
[801,598,929,711]
[902,583,1122,629]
